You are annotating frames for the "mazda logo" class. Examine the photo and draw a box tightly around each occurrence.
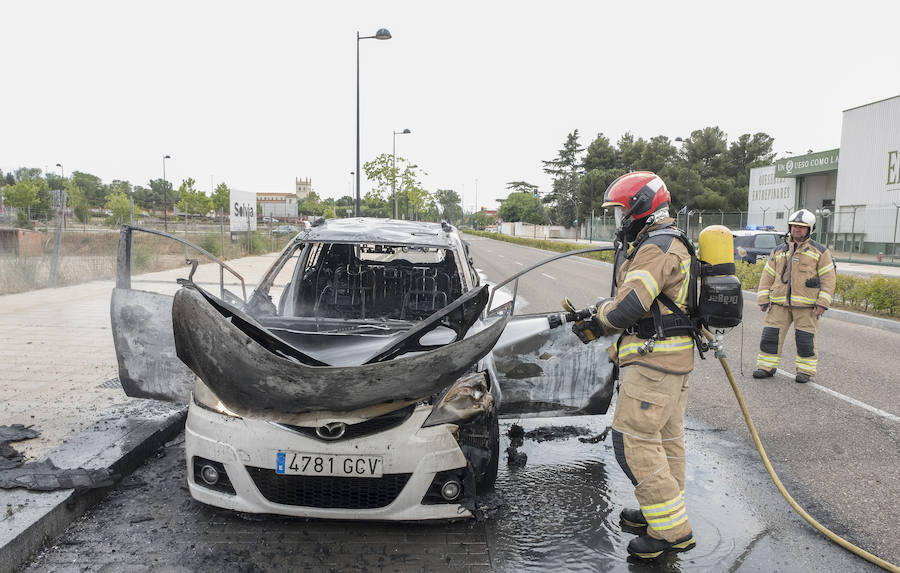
[316,422,347,440]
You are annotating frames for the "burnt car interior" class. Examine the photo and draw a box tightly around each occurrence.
[259,242,465,321]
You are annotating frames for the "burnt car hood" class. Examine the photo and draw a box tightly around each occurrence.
[171,284,509,414]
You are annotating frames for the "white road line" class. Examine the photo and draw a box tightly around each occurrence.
[775,368,900,423]
[541,273,556,280]
[515,261,524,266]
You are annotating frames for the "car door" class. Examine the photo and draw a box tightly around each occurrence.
[486,246,618,418]
[110,226,248,404]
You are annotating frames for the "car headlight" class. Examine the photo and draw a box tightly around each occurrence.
[192,380,241,418]
[422,371,494,427]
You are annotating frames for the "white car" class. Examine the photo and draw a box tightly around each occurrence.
[110,219,616,520]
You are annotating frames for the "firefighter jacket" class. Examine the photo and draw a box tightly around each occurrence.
[596,218,695,375]
[757,236,836,309]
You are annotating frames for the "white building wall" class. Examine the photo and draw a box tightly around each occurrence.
[835,96,900,242]
[747,165,796,231]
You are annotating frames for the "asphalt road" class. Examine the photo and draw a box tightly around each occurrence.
[466,233,900,568]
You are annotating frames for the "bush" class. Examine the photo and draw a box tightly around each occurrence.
[735,260,765,290]
[463,230,614,263]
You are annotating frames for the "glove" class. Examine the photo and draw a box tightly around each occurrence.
[805,276,821,288]
[759,303,769,312]
[572,315,605,344]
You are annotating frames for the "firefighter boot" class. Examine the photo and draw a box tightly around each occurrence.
[795,372,813,384]
[619,508,647,534]
[753,368,776,379]
[627,532,696,560]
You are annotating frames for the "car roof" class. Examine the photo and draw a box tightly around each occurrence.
[731,230,783,237]
[298,218,457,248]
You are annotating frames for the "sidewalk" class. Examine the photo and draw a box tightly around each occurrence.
[0,253,279,573]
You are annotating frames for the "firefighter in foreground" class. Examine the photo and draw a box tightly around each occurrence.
[572,171,698,560]
[753,209,836,383]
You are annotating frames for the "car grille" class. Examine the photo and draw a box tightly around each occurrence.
[246,467,412,509]
[273,404,416,442]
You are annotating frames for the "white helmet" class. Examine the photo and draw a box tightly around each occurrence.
[788,208,816,230]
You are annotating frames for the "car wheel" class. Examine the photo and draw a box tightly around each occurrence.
[476,410,500,490]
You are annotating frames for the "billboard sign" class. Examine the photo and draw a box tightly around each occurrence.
[230,189,257,232]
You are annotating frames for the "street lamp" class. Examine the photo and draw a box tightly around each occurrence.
[55,163,64,179]
[404,164,418,220]
[392,128,411,219]
[356,27,392,217]
[163,154,171,231]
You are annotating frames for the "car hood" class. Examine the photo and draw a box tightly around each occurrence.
[172,284,509,415]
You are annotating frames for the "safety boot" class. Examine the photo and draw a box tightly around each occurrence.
[752,368,775,379]
[627,532,696,560]
[619,508,647,534]
[795,372,813,383]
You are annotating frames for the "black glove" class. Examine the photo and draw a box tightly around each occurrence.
[805,276,820,288]
[572,315,605,344]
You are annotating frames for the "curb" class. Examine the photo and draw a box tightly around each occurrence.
[742,289,900,334]
[0,405,187,573]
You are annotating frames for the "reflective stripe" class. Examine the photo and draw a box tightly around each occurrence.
[674,260,690,305]
[764,263,776,277]
[623,269,660,299]
[758,289,770,297]
[818,263,834,276]
[647,507,688,530]
[640,493,684,516]
[619,336,693,358]
[801,250,820,261]
[769,294,787,303]
[791,294,817,305]
[818,292,833,304]
[757,354,780,368]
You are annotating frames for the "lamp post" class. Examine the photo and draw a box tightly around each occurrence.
[356,28,392,217]
[392,128,410,219]
[163,154,171,231]
[55,163,64,179]
[404,164,418,220]
[815,208,832,247]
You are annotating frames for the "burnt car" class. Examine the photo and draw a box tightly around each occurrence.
[732,228,785,263]
[110,218,615,520]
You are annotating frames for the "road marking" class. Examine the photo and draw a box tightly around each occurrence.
[515,261,524,266]
[775,368,900,423]
[541,273,556,280]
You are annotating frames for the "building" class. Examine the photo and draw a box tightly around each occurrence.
[295,177,312,201]
[256,192,298,220]
[748,95,900,256]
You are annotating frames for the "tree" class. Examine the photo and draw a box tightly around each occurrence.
[638,135,678,174]
[211,182,230,213]
[434,188,463,224]
[577,168,626,222]
[176,178,211,216]
[472,210,496,229]
[298,190,327,216]
[683,126,729,179]
[65,179,90,224]
[105,191,132,225]
[583,133,617,171]
[15,167,42,181]
[505,181,539,196]
[2,177,49,226]
[542,130,585,226]
[498,192,546,224]
[72,171,105,207]
[147,178,174,213]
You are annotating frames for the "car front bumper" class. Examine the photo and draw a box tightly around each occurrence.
[184,403,473,520]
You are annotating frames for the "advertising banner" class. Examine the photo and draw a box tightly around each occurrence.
[230,189,257,232]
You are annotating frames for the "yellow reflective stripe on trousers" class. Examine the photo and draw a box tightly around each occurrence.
[757,354,780,367]
[796,356,817,367]
[818,263,834,276]
[640,493,684,517]
[619,336,693,358]
[623,269,660,299]
[646,507,688,530]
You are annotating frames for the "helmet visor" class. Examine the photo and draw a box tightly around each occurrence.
[613,206,626,230]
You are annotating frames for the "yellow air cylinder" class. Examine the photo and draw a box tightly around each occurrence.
[699,225,734,267]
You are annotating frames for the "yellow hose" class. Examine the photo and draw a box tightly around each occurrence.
[704,330,899,572]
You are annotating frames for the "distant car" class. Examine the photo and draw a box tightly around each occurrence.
[732,229,786,263]
[271,225,299,236]
[262,216,278,224]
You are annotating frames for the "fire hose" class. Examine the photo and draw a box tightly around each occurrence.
[547,308,899,572]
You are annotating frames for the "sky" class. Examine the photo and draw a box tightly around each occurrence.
[3,0,899,213]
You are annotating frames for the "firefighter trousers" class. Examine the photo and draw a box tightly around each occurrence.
[756,305,819,375]
[611,364,691,542]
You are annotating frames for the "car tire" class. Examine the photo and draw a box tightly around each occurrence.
[476,410,500,490]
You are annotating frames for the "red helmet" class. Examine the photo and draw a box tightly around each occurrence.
[602,171,670,220]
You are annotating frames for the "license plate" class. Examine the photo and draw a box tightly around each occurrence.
[275,452,383,477]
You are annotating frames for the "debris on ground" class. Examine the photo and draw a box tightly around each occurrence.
[578,425,612,443]
[0,424,40,470]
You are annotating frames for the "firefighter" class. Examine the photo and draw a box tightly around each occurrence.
[571,171,697,560]
[753,209,836,383]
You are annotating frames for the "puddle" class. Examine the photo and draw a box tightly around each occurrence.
[487,414,765,572]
